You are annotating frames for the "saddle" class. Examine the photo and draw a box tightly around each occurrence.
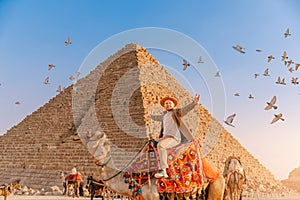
[66,173,83,182]
[125,140,219,194]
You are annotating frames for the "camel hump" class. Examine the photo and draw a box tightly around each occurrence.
[201,158,220,182]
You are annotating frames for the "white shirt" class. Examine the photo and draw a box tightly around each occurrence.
[163,111,181,142]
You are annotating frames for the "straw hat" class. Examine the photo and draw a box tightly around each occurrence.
[160,97,178,107]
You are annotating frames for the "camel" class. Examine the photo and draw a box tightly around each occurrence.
[0,180,21,200]
[82,132,225,200]
[223,157,245,200]
[65,172,83,198]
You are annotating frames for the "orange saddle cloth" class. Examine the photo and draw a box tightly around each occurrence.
[157,141,202,193]
[126,140,219,194]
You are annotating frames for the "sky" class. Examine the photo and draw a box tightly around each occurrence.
[1,0,300,180]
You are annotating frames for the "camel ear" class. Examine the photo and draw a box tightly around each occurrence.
[104,141,110,151]
[96,131,104,139]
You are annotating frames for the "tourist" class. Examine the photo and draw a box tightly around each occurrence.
[150,94,200,178]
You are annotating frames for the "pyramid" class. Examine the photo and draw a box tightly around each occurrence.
[282,167,300,193]
[0,44,284,193]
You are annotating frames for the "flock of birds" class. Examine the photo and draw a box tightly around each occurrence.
[44,36,81,94]
[182,28,296,127]
[226,28,297,126]
[10,36,78,105]
[1,28,295,127]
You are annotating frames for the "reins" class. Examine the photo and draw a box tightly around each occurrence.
[91,180,105,187]
[96,139,150,182]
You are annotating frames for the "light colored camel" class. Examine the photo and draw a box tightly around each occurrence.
[224,157,245,200]
[89,135,224,200]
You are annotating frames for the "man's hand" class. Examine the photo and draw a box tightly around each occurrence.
[194,94,200,104]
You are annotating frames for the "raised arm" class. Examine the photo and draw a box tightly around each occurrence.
[178,94,200,117]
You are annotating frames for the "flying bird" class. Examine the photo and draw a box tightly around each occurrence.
[284,28,291,38]
[263,68,270,76]
[248,94,254,99]
[267,55,275,62]
[15,101,20,105]
[234,93,240,97]
[281,51,288,61]
[254,73,259,78]
[271,113,285,124]
[76,71,81,80]
[65,36,71,46]
[182,59,190,71]
[44,76,50,85]
[275,76,286,85]
[289,67,294,73]
[256,49,262,53]
[56,85,62,93]
[295,63,300,71]
[286,59,294,67]
[281,78,286,85]
[275,76,281,84]
[224,113,236,127]
[264,96,277,110]
[291,77,299,85]
[69,75,75,82]
[198,56,204,64]
[232,45,245,54]
[48,64,55,70]
[214,71,221,77]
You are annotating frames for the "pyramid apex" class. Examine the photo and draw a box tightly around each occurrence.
[124,43,142,50]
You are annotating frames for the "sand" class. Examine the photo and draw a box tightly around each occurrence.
[5,195,300,200]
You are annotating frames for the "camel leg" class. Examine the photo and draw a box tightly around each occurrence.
[91,187,95,200]
[190,187,198,200]
[160,193,167,200]
[75,183,78,198]
[177,193,184,200]
[65,183,68,197]
[77,182,81,197]
[72,184,75,198]
[167,193,175,200]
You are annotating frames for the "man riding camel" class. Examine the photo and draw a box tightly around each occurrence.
[150,94,200,178]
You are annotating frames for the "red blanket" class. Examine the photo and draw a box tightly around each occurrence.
[66,173,83,182]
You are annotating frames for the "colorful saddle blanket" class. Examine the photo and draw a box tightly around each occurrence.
[157,141,203,193]
[126,140,218,194]
[66,173,83,182]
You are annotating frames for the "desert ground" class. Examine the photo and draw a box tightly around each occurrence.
[5,195,300,200]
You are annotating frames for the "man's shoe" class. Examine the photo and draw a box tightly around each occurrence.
[154,169,168,179]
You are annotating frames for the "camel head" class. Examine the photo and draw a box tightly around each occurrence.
[84,131,111,166]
